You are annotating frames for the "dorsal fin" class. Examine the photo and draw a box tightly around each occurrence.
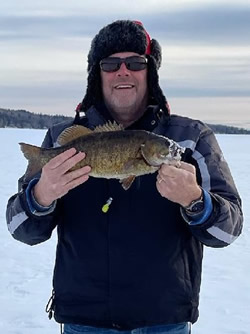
[57,125,92,146]
[94,120,124,133]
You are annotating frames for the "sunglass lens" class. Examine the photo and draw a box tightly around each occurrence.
[101,62,119,72]
[125,56,147,71]
[100,56,147,72]
[127,62,146,71]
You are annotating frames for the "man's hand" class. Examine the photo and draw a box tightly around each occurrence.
[156,161,202,207]
[33,148,91,207]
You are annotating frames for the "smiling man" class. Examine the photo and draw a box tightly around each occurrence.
[6,20,243,334]
[100,52,148,127]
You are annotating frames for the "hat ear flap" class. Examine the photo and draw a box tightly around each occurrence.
[147,55,169,117]
[81,64,102,111]
[150,39,162,69]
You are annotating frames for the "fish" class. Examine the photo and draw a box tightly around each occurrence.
[19,121,185,190]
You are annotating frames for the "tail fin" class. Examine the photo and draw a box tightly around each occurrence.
[19,142,43,181]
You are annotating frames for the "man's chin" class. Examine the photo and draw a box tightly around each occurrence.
[112,104,137,113]
[112,98,136,110]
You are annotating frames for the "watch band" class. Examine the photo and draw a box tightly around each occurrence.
[183,191,204,215]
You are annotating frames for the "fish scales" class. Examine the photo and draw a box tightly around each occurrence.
[63,130,157,178]
[19,122,185,190]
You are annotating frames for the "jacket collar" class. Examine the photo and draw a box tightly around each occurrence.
[82,103,169,133]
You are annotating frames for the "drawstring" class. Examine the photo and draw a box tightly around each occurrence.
[152,107,169,135]
[45,290,55,320]
[46,291,64,333]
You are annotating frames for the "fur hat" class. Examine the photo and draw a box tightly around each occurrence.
[79,20,169,118]
[87,20,162,71]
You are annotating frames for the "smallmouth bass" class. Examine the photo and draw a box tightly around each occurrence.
[19,122,185,190]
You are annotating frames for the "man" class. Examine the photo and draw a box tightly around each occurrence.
[6,20,243,334]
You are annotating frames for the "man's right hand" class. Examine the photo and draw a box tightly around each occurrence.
[33,148,91,207]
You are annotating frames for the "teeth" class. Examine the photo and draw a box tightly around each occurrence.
[116,85,133,89]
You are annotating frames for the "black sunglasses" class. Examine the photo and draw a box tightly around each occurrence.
[100,56,148,72]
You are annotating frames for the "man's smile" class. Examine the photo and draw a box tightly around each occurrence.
[114,84,135,89]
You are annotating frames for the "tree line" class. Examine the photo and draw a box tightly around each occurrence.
[0,108,73,129]
[0,108,250,134]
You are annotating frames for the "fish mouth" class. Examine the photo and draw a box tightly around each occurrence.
[140,138,185,168]
[168,140,185,161]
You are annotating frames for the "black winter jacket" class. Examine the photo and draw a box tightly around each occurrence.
[6,105,243,330]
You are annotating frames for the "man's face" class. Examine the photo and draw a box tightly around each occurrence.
[100,52,148,125]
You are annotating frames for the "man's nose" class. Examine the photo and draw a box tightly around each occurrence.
[116,62,130,76]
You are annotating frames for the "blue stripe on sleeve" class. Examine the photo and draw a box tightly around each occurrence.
[180,189,213,225]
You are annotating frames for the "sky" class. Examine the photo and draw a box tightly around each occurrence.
[0,129,250,333]
[1,0,250,128]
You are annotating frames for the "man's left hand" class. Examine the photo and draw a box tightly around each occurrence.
[156,162,202,207]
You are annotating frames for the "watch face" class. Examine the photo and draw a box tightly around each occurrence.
[183,191,204,215]
[189,200,204,213]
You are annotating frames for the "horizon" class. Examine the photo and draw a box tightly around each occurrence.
[1,104,250,131]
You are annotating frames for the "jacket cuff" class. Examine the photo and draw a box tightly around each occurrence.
[25,178,57,216]
[180,189,213,225]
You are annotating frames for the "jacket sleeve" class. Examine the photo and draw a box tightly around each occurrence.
[6,128,60,246]
[185,125,243,248]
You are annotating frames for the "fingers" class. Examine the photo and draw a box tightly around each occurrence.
[47,148,78,169]
[62,173,90,194]
[159,161,195,178]
[53,165,91,199]
[46,149,86,176]
[34,149,91,206]
[58,151,87,176]
[62,165,91,186]
[178,161,196,173]
[156,161,201,206]
[157,174,165,185]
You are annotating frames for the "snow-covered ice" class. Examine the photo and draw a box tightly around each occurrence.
[0,128,249,334]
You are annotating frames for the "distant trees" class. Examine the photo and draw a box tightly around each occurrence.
[0,108,73,129]
[0,108,250,134]
[207,123,250,134]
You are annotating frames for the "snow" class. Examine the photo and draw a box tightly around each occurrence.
[0,128,249,334]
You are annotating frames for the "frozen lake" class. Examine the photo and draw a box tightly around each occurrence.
[0,128,249,334]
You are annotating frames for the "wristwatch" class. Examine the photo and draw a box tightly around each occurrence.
[183,191,204,215]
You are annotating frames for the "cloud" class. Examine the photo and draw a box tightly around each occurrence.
[0,5,250,45]
[1,1,249,117]
[143,5,250,45]
[162,83,250,98]
[0,15,97,41]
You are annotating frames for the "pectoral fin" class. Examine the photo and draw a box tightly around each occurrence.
[122,155,147,174]
[120,175,136,190]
